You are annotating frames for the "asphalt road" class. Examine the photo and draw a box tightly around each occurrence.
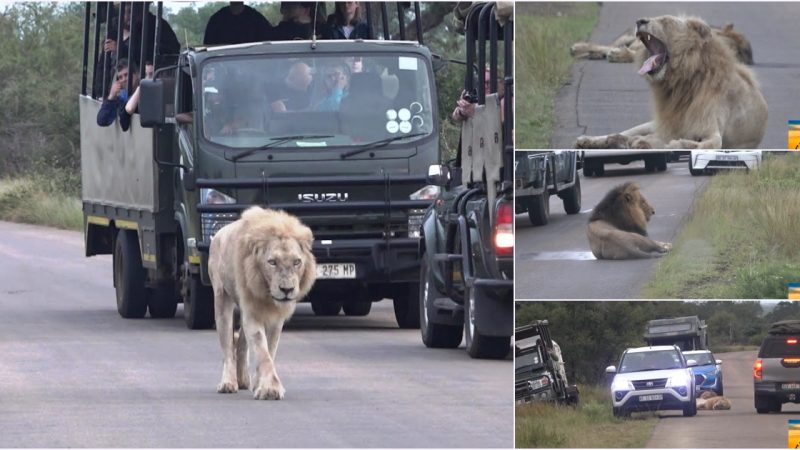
[646,350,800,448]
[551,2,800,150]
[514,158,707,299]
[0,221,511,448]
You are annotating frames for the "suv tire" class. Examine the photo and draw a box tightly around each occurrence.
[394,282,421,329]
[682,395,697,417]
[612,407,629,418]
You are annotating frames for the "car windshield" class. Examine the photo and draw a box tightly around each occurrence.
[685,352,715,366]
[200,54,434,150]
[619,350,683,373]
[515,349,543,371]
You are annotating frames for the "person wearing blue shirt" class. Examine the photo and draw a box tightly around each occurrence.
[97,59,138,131]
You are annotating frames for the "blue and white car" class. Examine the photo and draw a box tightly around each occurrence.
[683,350,723,396]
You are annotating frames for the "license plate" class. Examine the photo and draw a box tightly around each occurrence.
[639,394,663,402]
[316,263,356,279]
[783,383,800,390]
[718,155,738,161]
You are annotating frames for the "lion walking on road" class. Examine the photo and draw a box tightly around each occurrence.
[587,182,672,260]
[209,206,316,400]
[575,15,768,150]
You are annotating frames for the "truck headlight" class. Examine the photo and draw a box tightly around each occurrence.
[200,188,237,242]
[407,208,426,238]
[409,185,439,200]
[528,376,551,391]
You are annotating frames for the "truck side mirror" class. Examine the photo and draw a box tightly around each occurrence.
[431,54,448,73]
[427,164,450,187]
[139,79,166,127]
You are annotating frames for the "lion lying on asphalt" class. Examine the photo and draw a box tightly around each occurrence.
[697,391,732,410]
[209,206,316,400]
[587,182,672,260]
[571,23,753,65]
[575,15,768,150]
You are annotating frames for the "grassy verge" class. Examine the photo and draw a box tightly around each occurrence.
[515,2,600,149]
[0,177,82,231]
[516,384,657,448]
[713,344,759,353]
[642,153,800,299]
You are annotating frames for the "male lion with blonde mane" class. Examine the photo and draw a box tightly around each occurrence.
[209,206,316,400]
[575,15,768,150]
[588,182,672,260]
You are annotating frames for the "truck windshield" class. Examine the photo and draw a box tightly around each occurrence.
[619,350,683,373]
[515,349,543,371]
[200,53,434,150]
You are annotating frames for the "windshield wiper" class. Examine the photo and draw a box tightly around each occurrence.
[230,134,333,162]
[340,133,427,159]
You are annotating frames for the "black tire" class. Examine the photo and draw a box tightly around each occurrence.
[114,230,148,319]
[771,398,783,413]
[644,157,657,172]
[656,154,668,171]
[755,394,771,414]
[689,159,704,176]
[583,166,595,177]
[394,282,421,329]
[343,301,371,316]
[183,272,215,329]
[311,298,342,316]
[716,379,723,397]
[561,174,581,215]
[612,407,629,418]
[593,163,605,176]
[683,396,697,417]
[419,257,462,348]
[528,190,550,226]
[464,285,509,359]
[147,284,178,318]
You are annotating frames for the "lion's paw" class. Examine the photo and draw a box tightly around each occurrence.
[570,42,589,56]
[575,135,596,149]
[605,134,631,149]
[217,381,238,394]
[253,381,285,400]
[657,241,673,252]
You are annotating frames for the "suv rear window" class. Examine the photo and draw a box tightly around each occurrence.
[758,336,800,358]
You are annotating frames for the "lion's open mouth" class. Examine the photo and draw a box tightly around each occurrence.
[637,31,668,76]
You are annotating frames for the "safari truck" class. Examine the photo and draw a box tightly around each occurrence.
[645,316,709,351]
[418,2,513,359]
[514,151,581,226]
[515,320,580,405]
[78,2,440,329]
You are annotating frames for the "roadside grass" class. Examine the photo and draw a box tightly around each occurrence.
[515,2,600,149]
[516,384,657,448]
[713,344,759,353]
[642,153,800,299]
[0,176,82,231]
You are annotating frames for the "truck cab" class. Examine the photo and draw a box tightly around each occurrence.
[515,320,579,405]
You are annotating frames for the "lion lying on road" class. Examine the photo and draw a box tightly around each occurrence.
[697,390,732,410]
[587,182,672,260]
[575,15,768,150]
[209,206,316,400]
[571,23,753,65]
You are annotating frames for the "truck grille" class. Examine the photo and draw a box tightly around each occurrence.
[632,378,668,390]
[515,381,530,400]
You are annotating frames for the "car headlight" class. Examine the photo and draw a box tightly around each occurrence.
[611,378,634,392]
[667,372,691,389]
[200,188,237,242]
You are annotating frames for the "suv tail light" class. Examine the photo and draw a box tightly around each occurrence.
[788,338,798,344]
[753,359,763,380]
[494,201,513,256]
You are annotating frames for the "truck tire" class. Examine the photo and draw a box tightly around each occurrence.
[394,282,420,329]
[113,230,147,319]
[755,394,771,414]
[311,298,342,316]
[644,156,657,172]
[147,284,178,318]
[528,191,549,226]
[464,285,509,359]
[657,154,668,171]
[183,272,215,329]
[561,175,581,215]
[343,301,371,316]
[419,257,462,348]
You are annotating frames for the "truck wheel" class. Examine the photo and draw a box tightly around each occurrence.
[689,159,704,176]
[419,257,462,348]
[755,394,771,414]
[657,154,668,171]
[527,191,550,226]
[113,230,147,319]
[394,282,420,329]
[183,270,215,329]
[147,284,178,318]
[561,175,581,215]
[464,285,509,359]
[644,157,657,172]
[343,301,371,316]
[311,298,342,316]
